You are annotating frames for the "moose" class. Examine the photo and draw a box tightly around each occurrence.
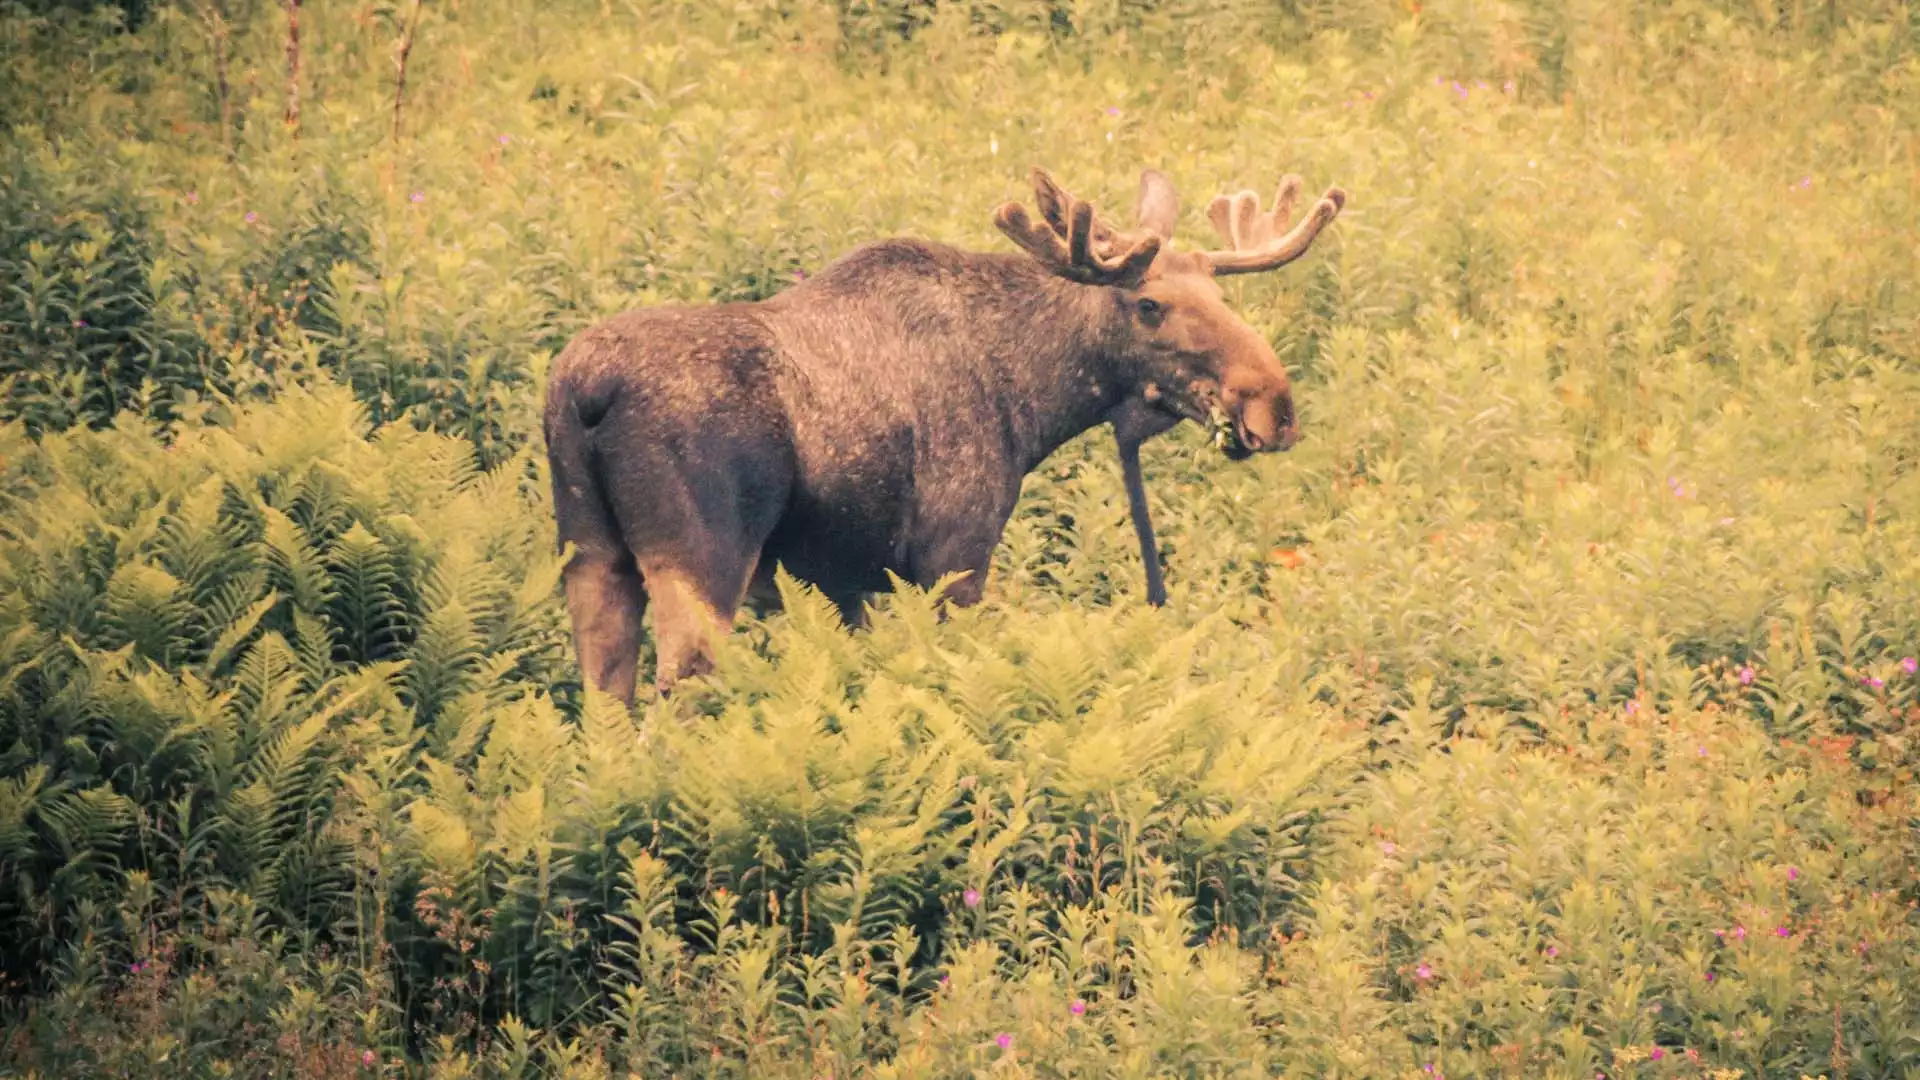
[544,165,1345,702]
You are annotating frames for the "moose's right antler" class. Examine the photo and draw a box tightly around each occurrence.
[1202,173,1346,276]
[994,168,1163,287]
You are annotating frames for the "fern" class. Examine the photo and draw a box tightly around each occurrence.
[99,562,195,667]
[326,522,410,665]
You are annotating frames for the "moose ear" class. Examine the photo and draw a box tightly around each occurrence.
[1134,169,1181,241]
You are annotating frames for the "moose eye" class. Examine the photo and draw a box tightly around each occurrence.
[1136,297,1166,322]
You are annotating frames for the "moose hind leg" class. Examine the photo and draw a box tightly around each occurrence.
[639,548,761,695]
[564,552,648,705]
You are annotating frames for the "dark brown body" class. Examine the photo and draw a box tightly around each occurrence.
[547,242,1145,700]
[547,167,1343,701]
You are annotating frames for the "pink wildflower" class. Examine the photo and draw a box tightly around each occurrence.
[1787,866,1799,881]
[1070,999,1086,1016]
[995,1033,1012,1050]
[963,888,981,908]
[1649,1048,1665,1061]
[1902,657,1918,675]
[1738,665,1755,685]
[1415,963,1433,981]
[362,1050,376,1066]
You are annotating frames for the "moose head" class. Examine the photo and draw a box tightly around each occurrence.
[993,167,1345,461]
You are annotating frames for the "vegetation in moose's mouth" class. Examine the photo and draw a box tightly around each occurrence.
[2,0,1919,1077]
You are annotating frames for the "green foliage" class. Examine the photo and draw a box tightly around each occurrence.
[0,141,209,435]
[2,0,1920,1075]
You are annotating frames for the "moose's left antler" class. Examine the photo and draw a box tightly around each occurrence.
[1202,173,1346,276]
[994,168,1163,287]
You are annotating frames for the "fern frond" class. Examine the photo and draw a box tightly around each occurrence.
[260,505,336,615]
[100,561,194,666]
[202,589,281,678]
[326,522,410,665]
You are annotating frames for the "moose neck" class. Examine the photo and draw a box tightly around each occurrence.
[975,263,1138,473]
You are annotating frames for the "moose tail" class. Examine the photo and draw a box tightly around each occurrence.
[543,375,622,557]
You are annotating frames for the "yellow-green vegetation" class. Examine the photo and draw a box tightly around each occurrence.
[3,0,1919,1076]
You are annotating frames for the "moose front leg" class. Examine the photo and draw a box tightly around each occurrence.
[1109,398,1181,607]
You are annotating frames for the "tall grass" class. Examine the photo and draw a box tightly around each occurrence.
[2,0,1918,1075]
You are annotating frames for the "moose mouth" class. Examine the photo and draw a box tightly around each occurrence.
[1207,404,1256,460]
[1141,383,1258,460]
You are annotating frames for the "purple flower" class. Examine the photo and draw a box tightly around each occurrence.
[1864,675,1885,689]
[994,1033,1012,1050]
[1797,175,1812,190]
[1697,745,1708,757]
[1625,700,1639,715]
[1381,841,1397,856]
[963,888,981,908]
[409,191,425,204]
[72,318,87,328]
[1787,866,1799,881]
[1713,928,1724,938]
[1775,925,1791,938]
[1104,106,1121,117]
[938,974,949,988]
[1704,970,1715,982]
[1649,1048,1665,1061]
[244,211,258,224]
[362,1049,377,1066]
[1545,946,1558,958]
[1415,963,1433,981]
[1738,665,1755,685]
[1070,998,1086,1016]
[498,134,511,145]
[1733,925,1746,940]
[1903,657,1917,675]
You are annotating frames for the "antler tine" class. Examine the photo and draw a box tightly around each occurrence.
[994,167,1162,286]
[1270,174,1304,236]
[1202,171,1346,277]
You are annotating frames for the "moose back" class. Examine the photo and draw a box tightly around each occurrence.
[544,166,1344,701]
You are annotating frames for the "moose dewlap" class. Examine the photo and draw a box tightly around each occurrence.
[544,165,1345,701]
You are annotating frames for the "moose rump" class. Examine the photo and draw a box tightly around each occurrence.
[543,306,802,705]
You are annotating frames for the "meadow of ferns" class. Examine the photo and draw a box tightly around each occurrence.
[3,0,1920,1076]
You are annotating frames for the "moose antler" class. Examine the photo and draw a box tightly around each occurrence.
[994,168,1163,286]
[1203,174,1346,276]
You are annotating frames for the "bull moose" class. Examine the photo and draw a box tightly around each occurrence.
[544,165,1345,702]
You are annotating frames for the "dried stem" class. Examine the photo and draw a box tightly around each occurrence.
[201,0,234,162]
[283,0,302,139]
[391,0,425,146]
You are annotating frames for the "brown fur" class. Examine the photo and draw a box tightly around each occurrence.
[545,167,1344,700]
